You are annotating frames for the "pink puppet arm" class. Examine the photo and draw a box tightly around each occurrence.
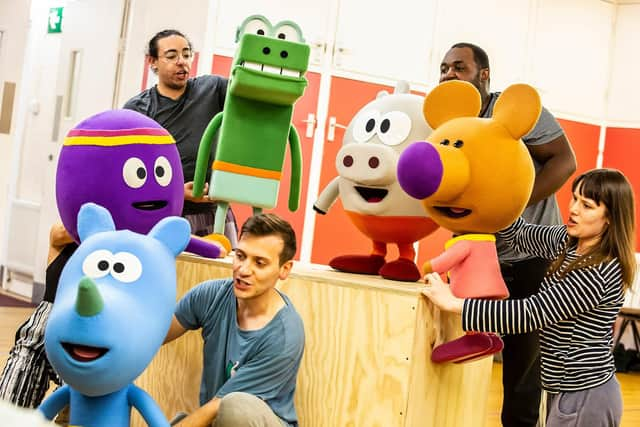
[423,240,470,275]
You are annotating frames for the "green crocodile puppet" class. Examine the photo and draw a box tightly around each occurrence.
[193,15,310,250]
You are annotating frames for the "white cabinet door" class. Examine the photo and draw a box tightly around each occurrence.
[212,0,336,66]
[530,0,614,120]
[427,0,532,92]
[332,0,437,85]
[118,0,210,105]
[606,4,640,125]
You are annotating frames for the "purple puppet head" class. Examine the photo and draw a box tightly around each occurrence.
[56,109,184,242]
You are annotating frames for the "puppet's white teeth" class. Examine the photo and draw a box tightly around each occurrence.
[262,64,280,74]
[243,61,262,71]
[281,68,300,77]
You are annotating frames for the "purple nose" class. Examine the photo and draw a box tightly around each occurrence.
[397,142,443,200]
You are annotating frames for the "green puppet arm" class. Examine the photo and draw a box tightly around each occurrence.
[288,124,302,212]
[193,112,223,197]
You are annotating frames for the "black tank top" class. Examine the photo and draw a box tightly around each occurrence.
[43,242,79,303]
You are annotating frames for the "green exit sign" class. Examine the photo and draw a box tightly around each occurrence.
[48,7,63,34]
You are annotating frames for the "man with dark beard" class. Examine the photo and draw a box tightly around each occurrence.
[124,29,237,248]
[437,42,577,427]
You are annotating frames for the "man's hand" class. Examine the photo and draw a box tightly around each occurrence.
[422,272,464,314]
[184,181,211,203]
[176,398,220,427]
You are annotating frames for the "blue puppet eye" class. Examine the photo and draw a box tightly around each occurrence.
[110,252,142,283]
[82,250,113,279]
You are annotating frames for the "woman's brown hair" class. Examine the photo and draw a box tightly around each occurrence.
[548,168,636,291]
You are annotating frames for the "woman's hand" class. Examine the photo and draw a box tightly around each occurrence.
[421,272,464,314]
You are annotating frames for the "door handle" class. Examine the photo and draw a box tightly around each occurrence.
[327,116,347,142]
[301,113,316,138]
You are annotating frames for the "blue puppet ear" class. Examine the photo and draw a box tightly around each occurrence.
[148,216,191,257]
[77,203,116,242]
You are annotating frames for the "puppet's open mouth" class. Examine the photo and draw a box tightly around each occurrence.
[434,206,472,218]
[355,186,388,203]
[132,200,168,211]
[62,342,109,363]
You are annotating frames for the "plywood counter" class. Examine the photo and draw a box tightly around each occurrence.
[133,254,492,427]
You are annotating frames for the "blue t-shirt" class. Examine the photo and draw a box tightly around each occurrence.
[175,278,304,426]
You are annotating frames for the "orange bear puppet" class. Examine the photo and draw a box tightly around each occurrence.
[397,80,541,363]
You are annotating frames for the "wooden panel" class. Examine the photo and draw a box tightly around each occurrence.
[0,81,16,134]
[406,297,492,427]
[279,274,416,427]
[131,260,230,427]
[212,54,321,260]
[134,255,492,427]
[602,127,640,249]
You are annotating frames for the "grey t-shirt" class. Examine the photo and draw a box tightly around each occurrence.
[175,278,305,426]
[482,92,565,262]
[123,74,227,214]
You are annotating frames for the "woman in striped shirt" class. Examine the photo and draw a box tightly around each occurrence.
[422,168,636,427]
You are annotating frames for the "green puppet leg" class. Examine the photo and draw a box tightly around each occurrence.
[214,201,229,235]
[198,201,232,253]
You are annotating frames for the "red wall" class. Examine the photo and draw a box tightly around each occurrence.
[555,119,600,221]
[138,64,640,261]
[603,127,640,249]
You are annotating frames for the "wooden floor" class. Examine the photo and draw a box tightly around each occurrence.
[1,305,639,426]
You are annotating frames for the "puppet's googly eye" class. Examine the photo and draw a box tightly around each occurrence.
[110,252,142,283]
[351,110,380,143]
[244,18,270,36]
[123,157,147,189]
[82,250,113,279]
[273,23,303,42]
[154,156,173,187]
[377,111,412,146]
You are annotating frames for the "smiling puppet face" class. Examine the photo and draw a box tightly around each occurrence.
[337,84,432,217]
[397,80,540,234]
[56,109,184,242]
[44,203,190,397]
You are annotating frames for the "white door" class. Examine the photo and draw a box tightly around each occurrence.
[2,0,126,298]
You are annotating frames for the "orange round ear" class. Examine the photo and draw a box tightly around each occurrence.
[423,80,482,129]
[492,84,542,139]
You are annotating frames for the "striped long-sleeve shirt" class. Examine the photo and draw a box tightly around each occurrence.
[462,217,624,393]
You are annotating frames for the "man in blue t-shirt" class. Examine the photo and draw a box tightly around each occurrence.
[165,213,304,427]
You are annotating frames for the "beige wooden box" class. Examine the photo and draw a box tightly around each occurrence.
[133,254,492,427]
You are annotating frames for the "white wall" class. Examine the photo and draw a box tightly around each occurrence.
[607,3,640,126]
[117,0,211,106]
[0,0,31,258]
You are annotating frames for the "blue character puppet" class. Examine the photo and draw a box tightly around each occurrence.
[39,203,190,426]
[193,15,310,250]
